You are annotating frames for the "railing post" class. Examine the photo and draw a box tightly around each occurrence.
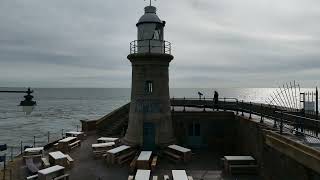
[280,111,283,134]
[249,102,252,119]
[260,104,264,123]
[236,100,239,115]
[20,141,23,155]
[241,100,244,116]
[10,147,13,161]
[224,98,226,111]
[47,131,50,143]
[273,108,277,128]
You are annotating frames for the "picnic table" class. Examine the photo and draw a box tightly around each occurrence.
[49,151,68,167]
[38,165,65,180]
[172,170,188,180]
[135,169,151,180]
[97,137,119,144]
[24,147,44,158]
[136,151,152,169]
[223,156,256,174]
[92,142,115,157]
[168,145,192,162]
[66,131,85,140]
[106,145,131,164]
[58,137,79,152]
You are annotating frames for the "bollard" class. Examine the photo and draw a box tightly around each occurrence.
[249,102,252,119]
[260,104,264,123]
[241,100,244,116]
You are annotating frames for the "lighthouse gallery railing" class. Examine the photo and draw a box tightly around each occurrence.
[130,39,172,55]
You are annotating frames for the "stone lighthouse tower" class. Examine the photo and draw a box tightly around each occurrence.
[123,5,175,149]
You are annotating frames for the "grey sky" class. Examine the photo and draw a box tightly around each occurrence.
[0,0,319,88]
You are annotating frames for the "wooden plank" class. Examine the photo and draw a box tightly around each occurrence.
[135,169,150,180]
[172,170,188,180]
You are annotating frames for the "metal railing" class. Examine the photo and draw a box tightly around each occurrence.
[170,97,320,139]
[0,124,81,179]
[129,39,172,55]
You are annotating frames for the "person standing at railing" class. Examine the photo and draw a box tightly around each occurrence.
[214,91,219,111]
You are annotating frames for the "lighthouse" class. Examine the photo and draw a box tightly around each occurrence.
[122,5,175,149]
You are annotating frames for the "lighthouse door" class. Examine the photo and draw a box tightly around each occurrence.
[143,122,155,150]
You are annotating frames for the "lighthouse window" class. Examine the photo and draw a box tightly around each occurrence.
[145,81,153,94]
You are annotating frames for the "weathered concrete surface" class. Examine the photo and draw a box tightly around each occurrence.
[265,130,320,174]
[236,115,320,180]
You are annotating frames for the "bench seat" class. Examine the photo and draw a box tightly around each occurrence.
[118,150,136,164]
[41,157,50,168]
[163,150,181,163]
[229,164,258,175]
[68,140,81,150]
[26,174,38,180]
[53,174,70,180]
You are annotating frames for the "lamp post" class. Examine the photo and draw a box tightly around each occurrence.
[0,88,37,115]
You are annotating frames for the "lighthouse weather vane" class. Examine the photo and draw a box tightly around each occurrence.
[145,0,156,6]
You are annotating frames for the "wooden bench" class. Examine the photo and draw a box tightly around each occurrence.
[151,156,158,171]
[229,164,258,175]
[68,140,81,150]
[118,150,136,165]
[93,150,108,158]
[26,174,38,180]
[25,158,39,174]
[163,150,181,163]
[53,174,70,180]
[66,154,74,167]
[168,145,192,163]
[129,155,139,173]
[41,157,50,168]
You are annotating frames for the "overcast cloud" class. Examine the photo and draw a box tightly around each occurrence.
[0,0,319,88]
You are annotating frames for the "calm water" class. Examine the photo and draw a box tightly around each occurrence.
[0,88,314,154]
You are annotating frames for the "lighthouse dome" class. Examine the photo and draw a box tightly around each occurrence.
[137,6,163,26]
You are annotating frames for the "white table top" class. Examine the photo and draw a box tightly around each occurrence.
[107,145,130,154]
[172,170,188,180]
[135,169,150,180]
[224,156,255,161]
[97,137,119,142]
[168,145,191,153]
[137,151,152,161]
[92,142,115,148]
[38,165,64,175]
[66,131,84,135]
[59,137,77,143]
[49,151,67,160]
[25,147,44,153]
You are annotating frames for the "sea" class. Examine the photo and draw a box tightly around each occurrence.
[0,88,315,156]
